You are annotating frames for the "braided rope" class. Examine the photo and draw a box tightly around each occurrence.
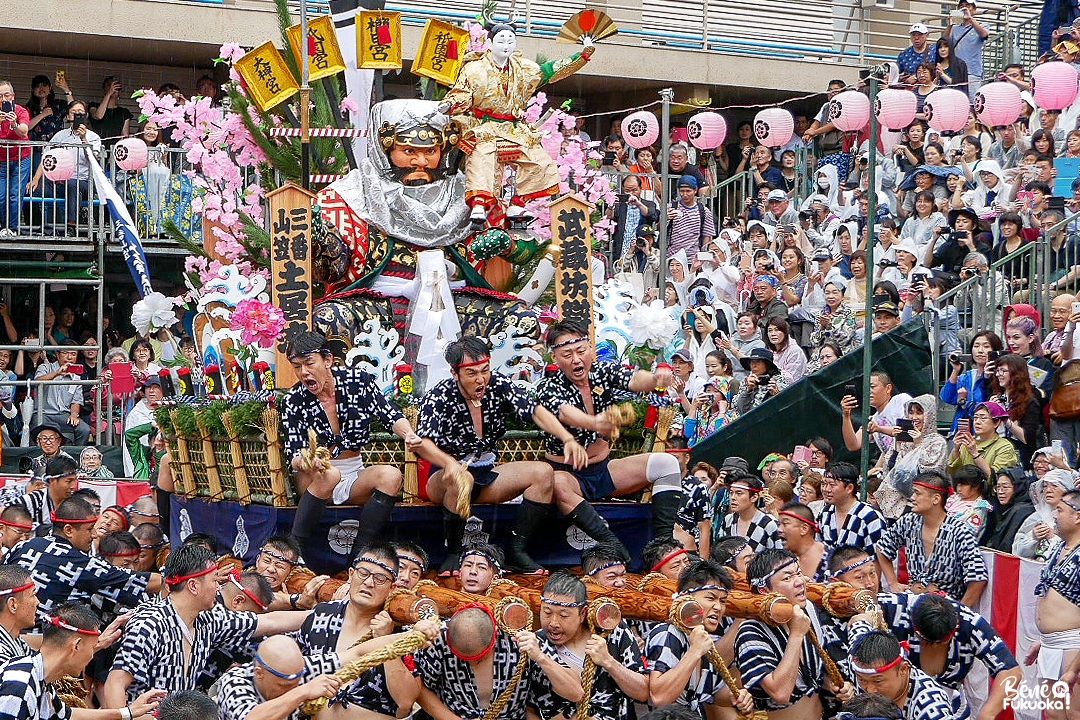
[806,625,846,689]
[55,676,88,709]
[636,572,668,592]
[302,628,430,715]
[575,597,617,720]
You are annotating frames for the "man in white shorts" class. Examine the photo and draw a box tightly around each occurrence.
[282,332,422,565]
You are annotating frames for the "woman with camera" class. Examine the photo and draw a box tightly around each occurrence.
[26,100,101,235]
[684,376,739,447]
[870,394,949,519]
[941,330,1005,436]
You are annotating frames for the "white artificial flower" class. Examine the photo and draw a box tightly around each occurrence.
[130,292,178,335]
[629,300,680,351]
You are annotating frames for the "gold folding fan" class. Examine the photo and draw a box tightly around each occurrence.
[557,9,619,43]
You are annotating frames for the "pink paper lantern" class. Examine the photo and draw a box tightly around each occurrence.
[875,89,918,131]
[114,137,149,172]
[1032,61,1080,111]
[924,88,971,135]
[41,148,76,182]
[621,111,660,149]
[753,108,794,148]
[687,112,727,151]
[973,81,1023,129]
[828,91,870,133]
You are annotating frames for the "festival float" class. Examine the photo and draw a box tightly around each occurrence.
[142,1,685,571]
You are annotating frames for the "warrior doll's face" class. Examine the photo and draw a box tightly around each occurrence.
[389,143,443,186]
[490,29,517,65]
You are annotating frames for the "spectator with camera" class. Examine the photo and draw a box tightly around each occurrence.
[800,194,841,252]
[27,101,101,235]
[0,79,30,238]
[609,174,658,261]
[734,348,788,413]
[893,121,927,177]
[88,75,132,145]
[947,401,1020,476]
[34,339,90,446]
[947,0,987,96]
[840,370,913,459]
[925,207,991,274]
[941,331,1003,435]
[613,225,660,297]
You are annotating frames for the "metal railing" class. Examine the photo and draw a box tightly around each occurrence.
[194,0,1042,71]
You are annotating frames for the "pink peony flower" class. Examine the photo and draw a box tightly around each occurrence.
[218,43,245,63]
[340,97,361,115]
[229,299,286,348]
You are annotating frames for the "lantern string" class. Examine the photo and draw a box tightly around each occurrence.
[570,83,861,122]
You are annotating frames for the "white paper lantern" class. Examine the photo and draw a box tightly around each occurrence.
[41,148,76,182]
[114,137,149,172]
[753,108,794,148]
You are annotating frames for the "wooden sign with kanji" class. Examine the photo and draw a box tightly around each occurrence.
[550,193,595,344]
[267,182,317,389]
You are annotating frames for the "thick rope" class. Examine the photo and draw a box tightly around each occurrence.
[636,572,668,592]
[575,597,615,720]
[807,625,846,689]
[481,598,535,720]
[301,629,430,716]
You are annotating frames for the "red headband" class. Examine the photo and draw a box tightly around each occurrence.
[449,602,498,661]
[0,581,35,597]
[228,569,269,611]
[101,508,129,530]
[0,518,33,531]
[650,548,690,573]
[50,512,97,525]
[913,480,953,496]
[48,616,101,636]
[453,357,491,369]
[165,563,218,586]
[101,549,140,558]
[779,510,820,533]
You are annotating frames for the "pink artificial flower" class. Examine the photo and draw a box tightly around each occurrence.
[229,299,287,349]
[340,97,361,115]
[218,43,245,63]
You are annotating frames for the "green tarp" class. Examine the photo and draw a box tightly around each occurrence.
[690,318,934,470]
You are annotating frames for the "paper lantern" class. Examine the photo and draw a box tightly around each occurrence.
[753,108,794,148]
[1032,61,1080,111]
[875,89,918,131]
[973,82,1023,129]
[923,88,971,135]
[880,129,903,154]
[114,137,149,172]
[687,112,727,151]
[621,111,659,149]
[41,148,76,182]
[828,91,870,133]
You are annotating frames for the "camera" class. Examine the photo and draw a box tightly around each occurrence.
[72,112,87,128]
[602,150,616,166]
[798,211,812,222]
[617,193,629,204]
[988,350,1002,361]
[948,231,969,241]
[66,364,85,375]
[960,267,977,278]
[762,262,775,272]
[636,237,647,249]
[0,101,13,115]
[950,352,974,364]
[879,258,898,268]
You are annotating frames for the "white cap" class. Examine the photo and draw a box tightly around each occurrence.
[767,189,788,201]
[910,22,930,34]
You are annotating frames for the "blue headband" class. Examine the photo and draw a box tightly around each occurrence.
[586,560,625,577]
[255,652,304,680]
[750,557,798,589]
[830,555,875,579]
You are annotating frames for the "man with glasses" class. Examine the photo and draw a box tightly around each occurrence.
[538,320,683,547]
[818,461,885,561]
[876,471,988,607]
[0,79,30,238]
[293,541,422,717]
[737,548,855,717]
[24,422,74,479]
[34,340,91,446]
[848,593,1019,720]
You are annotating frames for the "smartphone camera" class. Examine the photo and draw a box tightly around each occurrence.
[988,350,1002,361]
[602,150,616,166]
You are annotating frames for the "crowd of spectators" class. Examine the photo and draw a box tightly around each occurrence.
[0,72,220,238]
